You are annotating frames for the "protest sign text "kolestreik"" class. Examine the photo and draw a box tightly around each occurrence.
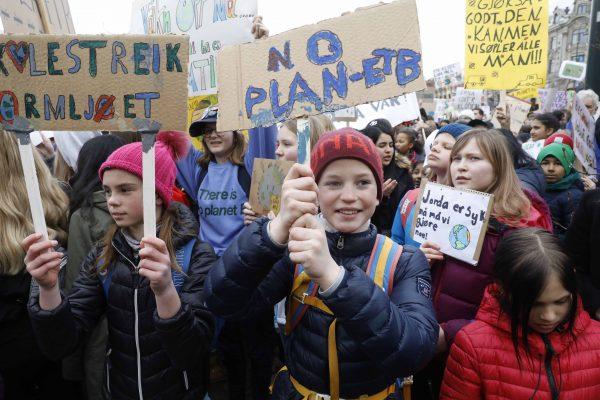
[0,34,189,132]
[216,0,424,131]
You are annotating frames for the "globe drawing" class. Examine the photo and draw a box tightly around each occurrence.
[449,224,471,250]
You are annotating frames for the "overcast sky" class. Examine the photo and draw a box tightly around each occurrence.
[1,0,575,79]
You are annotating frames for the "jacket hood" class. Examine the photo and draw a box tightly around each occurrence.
[496,188,553,231]
[476,284,591,356]
[92,190,109,212]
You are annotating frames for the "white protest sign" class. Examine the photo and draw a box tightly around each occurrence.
[347,92,420,129]
[433,62,463,89]
[559,60,587,82]
[571,94,597,174]
[434,98,451,121]
[539,89,567,113]
[216,0,425,131]
[522,139,544,160]
[453,88,485,110]
[504,93,531,134]
[411,182,494,265]
[0,0,75,34]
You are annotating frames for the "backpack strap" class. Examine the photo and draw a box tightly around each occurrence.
[172,238,197,293]
[97,257,111,299]
[400,189,420,228]
[365,235,404,295]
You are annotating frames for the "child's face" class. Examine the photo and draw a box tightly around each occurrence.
[103,169,162,238]
[530,119,553,142]
[540,156,566,184]
[375,133,394,167]
[411,163,424,187]
[394,133,413,155]
[428,133,455,173]
[450,139,495,192]
[203,128,235,158]
[275,125,298,162]
[318,159,379,234]
[528,273,572,334]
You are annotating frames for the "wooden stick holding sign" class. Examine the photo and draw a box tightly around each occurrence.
[136,120,162,239]
[2,117,48,239]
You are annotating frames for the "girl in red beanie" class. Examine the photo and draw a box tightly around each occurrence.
[23,131,217,400]
[442,228,600,400]
[204,128,439,399]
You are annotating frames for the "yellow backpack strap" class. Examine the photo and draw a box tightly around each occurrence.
[365,235,403,293]
[286,265,333,335]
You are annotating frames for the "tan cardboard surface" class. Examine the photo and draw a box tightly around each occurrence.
[217,0,425,131]
[0,34,189,132]
[249,158,294,216]
[0,0,75,34]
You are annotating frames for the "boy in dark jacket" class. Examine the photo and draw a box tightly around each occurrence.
[204,128,438,399]
[537,142,584,238]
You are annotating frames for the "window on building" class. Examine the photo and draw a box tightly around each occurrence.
[572,54,586,62]
[577,4,588,15]
[550,37,556,49]
[571,28,588,45]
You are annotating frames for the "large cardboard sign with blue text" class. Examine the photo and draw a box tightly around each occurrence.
[411,182,494,266]
[216,0,425,131]
[0,34,189,131]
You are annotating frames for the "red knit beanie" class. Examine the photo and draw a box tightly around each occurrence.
[99,131,190,207]
[311,128,384,201]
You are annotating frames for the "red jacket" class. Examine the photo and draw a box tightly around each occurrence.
[441,285,600,400]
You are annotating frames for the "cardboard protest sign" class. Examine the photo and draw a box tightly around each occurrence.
[347,92,420,129]
[130,0,257,128]
[0,0,75,34]
[453,88,485,110]
[465,0,548,91]
[559,60,587,82]
[249,158,294,216]
[571,94,597,174]
[434,98,451,121]
[411,182,494,265]
[0,34,189,132]
[217,0,425,131]
[433,62,463,89]
[539,89,567,113]
[503,93,531,134]
[332,107,357,122]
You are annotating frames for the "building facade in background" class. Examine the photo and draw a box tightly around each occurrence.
[548,0,592,89]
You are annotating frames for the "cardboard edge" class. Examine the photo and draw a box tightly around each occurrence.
[472,193,495,264]
[409,178,428,238]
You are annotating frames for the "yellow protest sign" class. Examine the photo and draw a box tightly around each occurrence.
[464,0,548,91]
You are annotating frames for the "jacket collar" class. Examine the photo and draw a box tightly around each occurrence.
[476,284,591,356]
[324,223,378,258]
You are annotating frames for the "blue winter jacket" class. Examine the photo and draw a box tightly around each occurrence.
[543,180,584,239]
[204,218,438,398]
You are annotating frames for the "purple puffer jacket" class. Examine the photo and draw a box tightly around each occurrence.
[431,189,552,347]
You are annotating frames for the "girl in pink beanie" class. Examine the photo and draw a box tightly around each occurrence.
[23,131,217,400]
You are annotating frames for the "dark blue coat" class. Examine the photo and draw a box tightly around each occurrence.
[543,180,584,238]
[204,218,438,398]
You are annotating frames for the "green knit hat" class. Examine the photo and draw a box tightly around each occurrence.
[537,143,575,175]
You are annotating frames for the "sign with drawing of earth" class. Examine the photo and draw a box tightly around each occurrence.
[449,224,471,250]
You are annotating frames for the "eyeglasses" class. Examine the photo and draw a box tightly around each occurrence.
[203,129,225,137]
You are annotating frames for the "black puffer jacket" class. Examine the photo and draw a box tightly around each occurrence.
[204,218,438,398]
[29,204,216,400]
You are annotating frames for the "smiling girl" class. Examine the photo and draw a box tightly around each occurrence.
[441,229,600,400]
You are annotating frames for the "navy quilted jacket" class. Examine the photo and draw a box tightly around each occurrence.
[204,218,438,398]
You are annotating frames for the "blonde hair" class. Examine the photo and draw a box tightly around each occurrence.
[198,131,246,169]
[282,114,334,148]
[97,205,183,274]
[0,130,68,275]
[53,150,74,183]
[449,130,531,224]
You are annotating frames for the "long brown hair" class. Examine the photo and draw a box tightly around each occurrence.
[97,205,184,274]
[0,130,69,275]
[198,131,246,169]
[449,130,531,224]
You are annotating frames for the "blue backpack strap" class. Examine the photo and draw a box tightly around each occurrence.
[172,238,197,293]
[365,234,404,294]
[97,257,112,299]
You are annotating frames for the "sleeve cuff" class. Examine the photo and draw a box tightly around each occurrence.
[319,267,346,297]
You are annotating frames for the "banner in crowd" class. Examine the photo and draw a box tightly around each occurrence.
[0,34,189,131]
[559,60,587,82]
[0,0,75,34]
[453,88,485,110]
[249,158,294,216]
[464,0,548,92]
[434,98,451,121]
[433,62,463,89]
[571,94,597,175]
[539,89,567,113]
[216,0,425,131]
[130,0,257,126]
[411,182,494,265]
[351,92,420,129]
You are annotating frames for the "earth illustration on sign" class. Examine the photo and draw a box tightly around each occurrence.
[449,224,471,250]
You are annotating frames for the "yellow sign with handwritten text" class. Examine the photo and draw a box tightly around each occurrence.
[464,0,548,91]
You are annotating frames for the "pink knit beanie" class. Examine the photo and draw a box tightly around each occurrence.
[99,131,190,207]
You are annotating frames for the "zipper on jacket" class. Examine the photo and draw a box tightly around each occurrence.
[336,234,345,249]
[542,334,559,400]
[105,348,112,395]
[111,242,138,271]
[134,288,144,400]
[183,370,189,390]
